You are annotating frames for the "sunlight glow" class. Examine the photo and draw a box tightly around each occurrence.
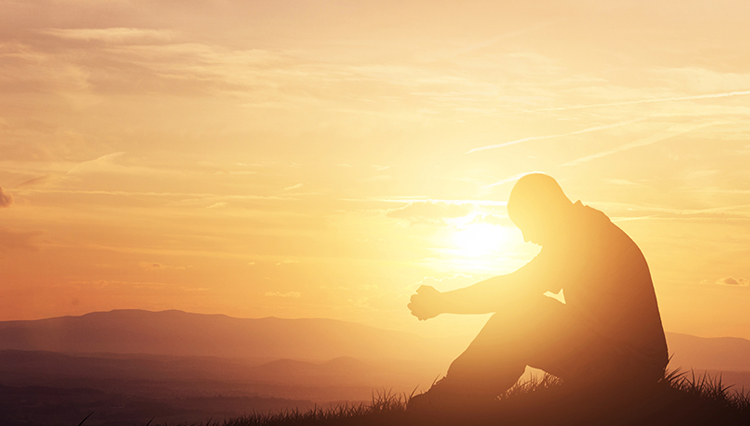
[450,222,511,258]
[424,215,537,274]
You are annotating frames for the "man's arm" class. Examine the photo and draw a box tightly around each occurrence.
[440,274,527,314]
[408,254,554,320]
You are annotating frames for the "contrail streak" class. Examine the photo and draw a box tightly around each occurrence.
[531,90,750,113]
[563,121,721,166]
[467,118,644,153]
[455,20,559,55]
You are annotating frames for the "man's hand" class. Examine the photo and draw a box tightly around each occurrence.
[408,285,446,321]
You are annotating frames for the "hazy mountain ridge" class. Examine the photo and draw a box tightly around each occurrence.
[1,309,748,373]
[667,332,750,372]
[0,349,405,388]
[2,310,750,426]
[0,309,466,363]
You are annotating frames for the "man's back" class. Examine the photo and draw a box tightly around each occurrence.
[545,201,668,377]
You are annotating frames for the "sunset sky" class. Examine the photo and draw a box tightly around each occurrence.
[1,0,749,340]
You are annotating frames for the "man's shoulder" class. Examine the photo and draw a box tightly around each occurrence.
[574,200,607,217]
[573,201,645,258]
[571,201,639,249]
[571,201,614,230]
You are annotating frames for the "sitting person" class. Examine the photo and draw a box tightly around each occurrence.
[408,173,669,407]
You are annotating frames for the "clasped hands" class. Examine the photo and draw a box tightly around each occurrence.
[407,285,447,321]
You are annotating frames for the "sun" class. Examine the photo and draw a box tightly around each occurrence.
[425,213,531,274]
[450,222,510,258]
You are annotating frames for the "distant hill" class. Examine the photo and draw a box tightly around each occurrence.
[666,332,750,372]
[0,309,466,363]
[0,349,423,390]
[0,310,748,374]
[2,310,750,425]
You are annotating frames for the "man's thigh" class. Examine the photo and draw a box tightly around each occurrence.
[461,296,607,376]
[523,297,612,379]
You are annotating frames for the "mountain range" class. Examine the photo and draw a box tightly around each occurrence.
[0,309,466,363]
[1,309,749,425]
[1,309,748,373]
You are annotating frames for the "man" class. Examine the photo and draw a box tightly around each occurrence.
[408,173,668,406]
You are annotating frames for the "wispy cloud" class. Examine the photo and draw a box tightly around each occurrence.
[284,183,304,191]
[530,90,750,113]
[714,277,750,286]
[0,228,37,251]
[17,175,51,187]
[595,201,750,220]
[265,291,301,298]
[454,20,561,55]
[0,186,13,208]
[138,261,187,270]
[16,188,291,201]
[481,172,540,189]
[40,28,177,43]
[345,198,506,206]
[467,119,643,153]
[563,121,722,166]
[386,201,472,221]
[66,152,127,175]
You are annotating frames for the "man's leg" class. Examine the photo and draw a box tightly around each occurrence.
[442,313,527,397]
[424,297,570,402]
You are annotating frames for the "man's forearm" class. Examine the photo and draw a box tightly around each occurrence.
[439,275,520,315]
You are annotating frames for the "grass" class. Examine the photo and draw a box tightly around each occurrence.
[148,370,750,426]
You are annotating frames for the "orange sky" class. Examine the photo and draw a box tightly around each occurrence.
[1,0,749,339]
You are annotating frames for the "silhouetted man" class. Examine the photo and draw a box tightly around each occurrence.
[408,173,668,407]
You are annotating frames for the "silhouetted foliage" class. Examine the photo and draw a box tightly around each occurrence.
[188,371,750,426]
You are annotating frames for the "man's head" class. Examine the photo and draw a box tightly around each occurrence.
[507,173,573,245]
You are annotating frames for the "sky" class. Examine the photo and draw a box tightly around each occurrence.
[1,0,749,340]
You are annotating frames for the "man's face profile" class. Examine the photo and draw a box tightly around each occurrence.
[507,174,571,247]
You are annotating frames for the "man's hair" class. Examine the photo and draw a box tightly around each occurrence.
[507,173,571,227]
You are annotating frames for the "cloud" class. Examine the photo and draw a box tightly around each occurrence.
[138,261,186,270]
[0,186,13,208]
[469,214,507,226]
[63,152,182,178]
[563,121,721,166]
[386,201,472,223]
[454,20,561,55]
[18,175,50,187]
[265,291,301,298]
[482,172,541,189]
[40,28,177,43]
[139,261,164,270]
[468,119,643,153]
[0,228,38,251]
[284,183,304,191]
[352,198,506,207]
[207,202,228,209]
[604,178,639,186]
[529,89,750,113]
[715,277,750,286]
[66,152,126,175]
[598,201,750,221]
[360,175,392,183]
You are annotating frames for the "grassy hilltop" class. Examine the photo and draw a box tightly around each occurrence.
[218,371,750,426]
